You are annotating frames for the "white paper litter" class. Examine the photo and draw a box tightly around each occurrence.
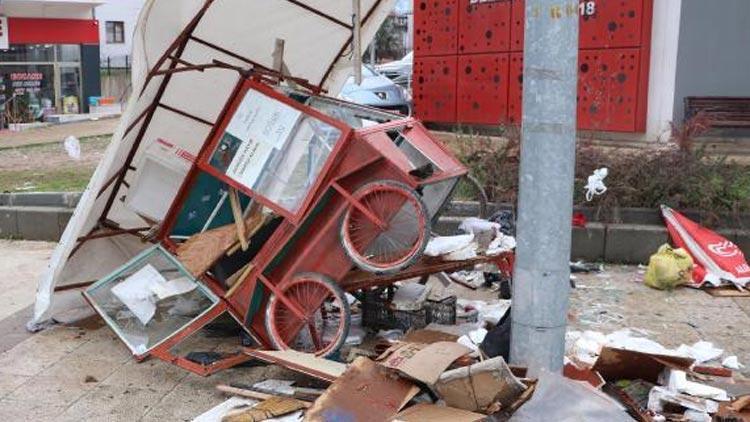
[458,217,501,235]
[567,329,690,366]
[112,265,198,325]
[676,341,724,364]
[111,265,165,325]
[443,242,478,261]
[449,271,484,289]
[192,397,303,422]
[662,369,729,401]
[193,397,256,422]
[457,299,511,326]
[391,283,431,311]
[584,167,608,202]
[722,355,743,370]
[64,135,81,160]
[486,233,516,255]
[252,379,296,396]
[150,276,197,300]
[647,386,719,415]
[424,234,475,257]
[683,410,711,422]
[457,328,487,355]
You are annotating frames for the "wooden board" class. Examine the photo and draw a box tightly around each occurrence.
[705,285,750,298]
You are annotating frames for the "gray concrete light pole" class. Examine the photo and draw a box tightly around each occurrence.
[510,0,579,376]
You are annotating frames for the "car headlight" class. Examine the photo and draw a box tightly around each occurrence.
[374,91,387,101]
[401,86,412,102]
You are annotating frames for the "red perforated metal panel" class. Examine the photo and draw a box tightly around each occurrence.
[508,53,524,125]
[413,55,458,123]
[510,0,525,51]
[510,1,645,49]
[577,48,641,132]
[457,53,510,125]
[459,1,512,54]
[414,0,459,57]
[579,0,644,48]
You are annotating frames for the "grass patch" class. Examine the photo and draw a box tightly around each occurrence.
[0,166,94,192]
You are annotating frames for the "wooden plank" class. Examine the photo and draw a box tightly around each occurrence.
[339,254,508,292]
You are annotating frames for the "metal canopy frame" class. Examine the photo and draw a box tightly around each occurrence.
[70,0,385,254]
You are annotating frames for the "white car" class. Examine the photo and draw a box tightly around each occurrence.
[376,52,413,89]
[340,65,411,115]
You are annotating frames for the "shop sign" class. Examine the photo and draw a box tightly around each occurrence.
[10,72,44,95]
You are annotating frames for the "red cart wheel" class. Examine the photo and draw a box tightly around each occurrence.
[340,180,430,275]
[264,273,350,357]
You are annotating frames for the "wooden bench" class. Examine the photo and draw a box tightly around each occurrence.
[685,97,750,129]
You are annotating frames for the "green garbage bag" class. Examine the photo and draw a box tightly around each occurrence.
[644,244,694,290]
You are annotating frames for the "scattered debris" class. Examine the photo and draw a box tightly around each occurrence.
[435,356,526,413]
[570,260,604,273]
[676,341,724,364]
[584,167,609,202]
[424,234,479,261]
[305,357,419,421]
[63,135,82,160]
[723,356,744,370]
[244,350,346,383]
[392,403,486,421]
[662,205,750,288]
[222,396,306,422]
[511,369,632,421]
[376,341,471,385]
[644,244,694,290]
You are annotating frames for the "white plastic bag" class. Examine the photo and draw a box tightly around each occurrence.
[64,135,81,160]
[424,234,475,257]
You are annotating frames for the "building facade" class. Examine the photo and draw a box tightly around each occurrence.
[411,0,750,141]
[96,0,143,69]
[0,0,102,120]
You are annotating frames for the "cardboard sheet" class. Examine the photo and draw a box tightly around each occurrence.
[377,341,471,385]
[305,357,419,422]
[393,403,486,422]
[435,356,526,413]
[592,346,694,383]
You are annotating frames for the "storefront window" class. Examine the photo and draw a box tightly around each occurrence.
[0,44,55,62]
[56,45,81,63]
[2,64,56,122]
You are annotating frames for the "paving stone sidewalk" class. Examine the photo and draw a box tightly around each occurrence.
[0,240,749,421]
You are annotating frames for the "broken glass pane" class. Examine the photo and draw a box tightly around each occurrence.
[85,245,218,355]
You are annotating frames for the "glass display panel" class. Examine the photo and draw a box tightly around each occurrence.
[85,246,218,355]
[209,88,342,215]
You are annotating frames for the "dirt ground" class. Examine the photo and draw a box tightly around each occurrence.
[0,240,749,420]
[0,135,109,192]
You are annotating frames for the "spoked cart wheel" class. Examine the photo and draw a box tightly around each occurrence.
[265,273,350,357]
[340,179,430,275]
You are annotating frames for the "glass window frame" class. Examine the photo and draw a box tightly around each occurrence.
[106,21,126,44]
[83,244,220,356]
[197,79,354,225]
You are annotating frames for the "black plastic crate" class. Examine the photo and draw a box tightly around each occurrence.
[361,288,428,332]
[425,296,457,325]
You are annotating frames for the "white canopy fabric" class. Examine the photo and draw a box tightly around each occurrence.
[29,0,395,330]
